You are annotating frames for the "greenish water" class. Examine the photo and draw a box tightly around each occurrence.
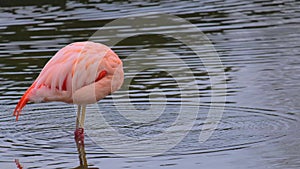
[0,0,300,169]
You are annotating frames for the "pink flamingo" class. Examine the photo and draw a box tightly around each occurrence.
[13,41,124,142]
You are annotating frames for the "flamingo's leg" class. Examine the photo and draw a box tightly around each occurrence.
[76,105,81,129]
[79,105,86,128]
[75,105,85,143]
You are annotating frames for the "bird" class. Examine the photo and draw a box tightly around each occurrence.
[13,41,124,143]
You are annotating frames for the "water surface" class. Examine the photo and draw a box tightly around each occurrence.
[0,0,300,169]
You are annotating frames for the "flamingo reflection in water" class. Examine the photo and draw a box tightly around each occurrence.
[15,139,99,169]
[72,139,100,169]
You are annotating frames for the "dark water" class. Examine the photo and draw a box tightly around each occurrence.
[1,0,300,168]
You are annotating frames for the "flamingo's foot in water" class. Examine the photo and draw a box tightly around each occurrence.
[74,128,84,144]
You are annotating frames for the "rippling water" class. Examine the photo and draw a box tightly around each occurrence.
[1,0,300,169]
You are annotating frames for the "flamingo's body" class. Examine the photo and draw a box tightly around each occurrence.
[13,41,124,141]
